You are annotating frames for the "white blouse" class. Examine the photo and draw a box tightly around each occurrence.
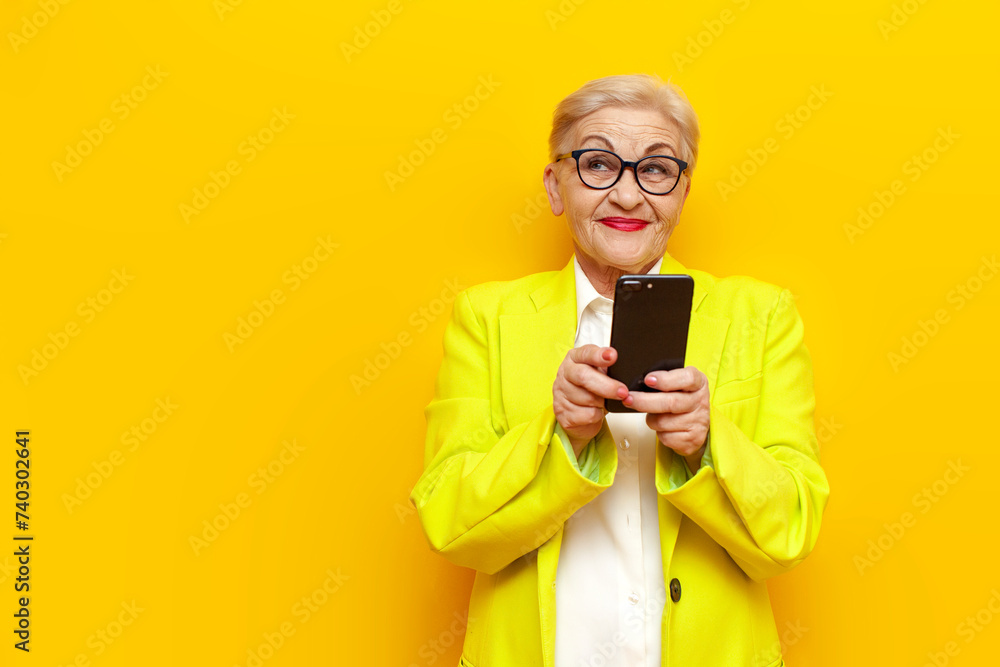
[554,256,669,667]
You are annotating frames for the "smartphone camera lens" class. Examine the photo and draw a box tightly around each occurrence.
[623,280,642,292]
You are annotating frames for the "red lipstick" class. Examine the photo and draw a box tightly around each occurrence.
[599,217,648,231]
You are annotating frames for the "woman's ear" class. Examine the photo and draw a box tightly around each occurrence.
[543,163,564,217]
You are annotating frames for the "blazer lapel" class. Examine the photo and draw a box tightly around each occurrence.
[657,252,729,400]
[498,258,577,428]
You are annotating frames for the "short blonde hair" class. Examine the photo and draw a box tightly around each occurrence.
[548,74,701,174]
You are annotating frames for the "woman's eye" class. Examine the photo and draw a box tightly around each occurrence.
[641,161,669,175]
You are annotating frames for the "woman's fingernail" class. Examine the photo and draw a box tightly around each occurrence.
[646,375,657,385]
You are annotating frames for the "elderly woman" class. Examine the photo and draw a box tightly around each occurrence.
[411,74,829,667]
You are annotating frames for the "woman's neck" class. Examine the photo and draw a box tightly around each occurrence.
[575,249,660,299]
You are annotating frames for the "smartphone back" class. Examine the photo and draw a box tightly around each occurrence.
[605,274,694,413]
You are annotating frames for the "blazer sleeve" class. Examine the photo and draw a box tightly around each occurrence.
[410,289,619,574]
[555,423,602,483]
[657,288,830,582]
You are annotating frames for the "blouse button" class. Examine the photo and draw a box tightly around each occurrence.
[628,592,640,605]
[669,578,682,603]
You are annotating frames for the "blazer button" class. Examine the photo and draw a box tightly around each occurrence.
[669,578,682,603]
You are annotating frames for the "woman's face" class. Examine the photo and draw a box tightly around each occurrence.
[543,106,691,275]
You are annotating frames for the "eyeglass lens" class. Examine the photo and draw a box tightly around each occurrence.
[577,150,681,194]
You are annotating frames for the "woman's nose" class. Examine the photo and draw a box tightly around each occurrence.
[608,166,643,208]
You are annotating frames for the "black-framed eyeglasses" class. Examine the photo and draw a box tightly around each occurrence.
[555,148,688,195]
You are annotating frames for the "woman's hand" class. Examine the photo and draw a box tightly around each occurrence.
[623,366,710,472]
[553,345,628,457]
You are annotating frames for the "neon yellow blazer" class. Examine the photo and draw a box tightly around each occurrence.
[411,250,830,667]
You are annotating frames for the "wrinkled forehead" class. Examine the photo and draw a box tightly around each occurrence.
[570,107,681,158]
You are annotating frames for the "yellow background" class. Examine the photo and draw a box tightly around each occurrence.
[2,0,998,665]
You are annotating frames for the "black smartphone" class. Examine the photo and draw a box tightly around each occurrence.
[604,274,694,413]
